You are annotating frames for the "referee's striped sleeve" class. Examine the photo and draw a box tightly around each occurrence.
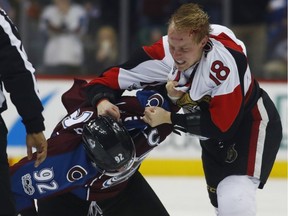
[0,9,45,133]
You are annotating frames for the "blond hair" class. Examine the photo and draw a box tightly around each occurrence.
[168,3,211,43]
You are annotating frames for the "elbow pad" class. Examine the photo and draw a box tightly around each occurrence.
[171,111,201,136]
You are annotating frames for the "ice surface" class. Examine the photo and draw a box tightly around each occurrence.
[146,176,287,216]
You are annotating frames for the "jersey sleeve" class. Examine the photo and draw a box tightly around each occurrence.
[85,36,173,104]
[0,9,45,133]
[11,143,98,212]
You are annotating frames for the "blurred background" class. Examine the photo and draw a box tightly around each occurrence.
[0,0,287,79]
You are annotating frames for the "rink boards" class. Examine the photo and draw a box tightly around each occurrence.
[4,78,287,178]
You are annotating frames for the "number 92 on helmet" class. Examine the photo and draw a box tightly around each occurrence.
[82,115,136,176]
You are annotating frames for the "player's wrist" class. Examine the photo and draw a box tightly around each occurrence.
[91,92,115,108]
[166,111,172,124]
[167,93,181,104]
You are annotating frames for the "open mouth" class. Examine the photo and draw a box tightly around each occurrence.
[175,60,185,66]
[174,60,187,70]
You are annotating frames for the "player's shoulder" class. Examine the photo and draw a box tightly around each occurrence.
[209,24,247,54]
[202,39,231,65]
[205,24,246,64]
[143,35,173,63]
[210,24,235,37]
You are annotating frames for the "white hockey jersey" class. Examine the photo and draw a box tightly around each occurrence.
[86,24,259,138]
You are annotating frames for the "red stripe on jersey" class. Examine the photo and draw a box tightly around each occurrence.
[209,85,242,132]
[210,33,243,53]
[171,70,182,82]
[143,38,165,60]
[88,67,120,89]
[247,104,261,176]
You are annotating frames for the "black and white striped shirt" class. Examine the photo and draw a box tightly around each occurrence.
[0,9,45,133]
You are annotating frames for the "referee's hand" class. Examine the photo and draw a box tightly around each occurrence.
[26,132,48,167]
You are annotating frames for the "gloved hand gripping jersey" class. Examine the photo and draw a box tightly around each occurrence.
[171,93,211,137]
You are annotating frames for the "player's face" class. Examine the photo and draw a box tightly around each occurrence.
[168,26,207,71]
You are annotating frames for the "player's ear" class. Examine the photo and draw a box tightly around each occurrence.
[200,36,208,47]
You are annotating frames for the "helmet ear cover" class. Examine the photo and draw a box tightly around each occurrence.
[82,115,136,176]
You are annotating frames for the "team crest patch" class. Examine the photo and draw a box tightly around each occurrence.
[146,93,164,107]
[225,144,238,163]
[176,93,211,112]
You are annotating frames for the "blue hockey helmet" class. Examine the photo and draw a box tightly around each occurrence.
[82,115,136,176]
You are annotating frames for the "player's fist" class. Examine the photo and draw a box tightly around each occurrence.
[97,99,120,121]
[166,80,184,103]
